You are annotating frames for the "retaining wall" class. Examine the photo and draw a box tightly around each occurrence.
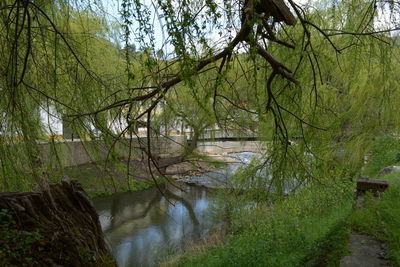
[38,137,264,168]
[38,136,187,168]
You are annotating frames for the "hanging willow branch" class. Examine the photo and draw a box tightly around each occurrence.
[0,0,398,191]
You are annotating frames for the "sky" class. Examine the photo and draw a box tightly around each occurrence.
[98,0,399,54]
[99,0,243,56]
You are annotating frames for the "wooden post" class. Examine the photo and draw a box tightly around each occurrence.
[356,177,389,196]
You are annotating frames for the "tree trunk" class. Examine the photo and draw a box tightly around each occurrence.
[0,179,115,266]
[186,128,200,155]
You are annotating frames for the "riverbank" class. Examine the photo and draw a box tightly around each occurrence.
[165,178,354,266]
[164,136,400,266]
[92,152,258,266]
[56,152,231,197]
[163,176,400,266]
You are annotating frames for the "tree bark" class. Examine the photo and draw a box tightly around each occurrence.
[0,179,115,266]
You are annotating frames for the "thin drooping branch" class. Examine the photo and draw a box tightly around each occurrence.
[261,20,296,49]
[28,1,105,86]
[252,42,299,84]
[325,27,400,36]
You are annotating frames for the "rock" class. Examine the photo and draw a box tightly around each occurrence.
[377,165,400,177]
[165,159,221,178]
[207,154,240,163]
[165,162,197,176]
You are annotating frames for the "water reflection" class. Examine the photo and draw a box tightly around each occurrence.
[93,184,215,267]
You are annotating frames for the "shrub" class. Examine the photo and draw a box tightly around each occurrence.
[364,136,400,177]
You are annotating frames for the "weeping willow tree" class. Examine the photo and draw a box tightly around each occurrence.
[0,0,399,193]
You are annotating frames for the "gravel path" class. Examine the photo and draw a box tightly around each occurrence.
[340,234,389,267]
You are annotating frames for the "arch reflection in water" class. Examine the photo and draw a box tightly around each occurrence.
[93,184,216,267]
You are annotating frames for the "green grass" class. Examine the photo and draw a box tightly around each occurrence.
[344,135,400,266]
[302,221,351,267]
[50,162,166,198]
[85,176,166,198]
[349,172,400,266]
[177,180,354,267]
[52,153,226,198]
[363,135,400,177]
[169,136,400,266]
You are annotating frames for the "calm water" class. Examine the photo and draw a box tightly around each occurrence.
[93,184,217,267]
[93,152,261,267]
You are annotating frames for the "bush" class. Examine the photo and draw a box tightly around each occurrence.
[364,136,400,177]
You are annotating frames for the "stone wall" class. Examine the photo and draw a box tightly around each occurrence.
[38,137,264,168]
[38,136,187,168]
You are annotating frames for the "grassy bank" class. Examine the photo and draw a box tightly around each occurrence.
[168,136,400,266]
[51,153,226,198]
[50,160,168,198]
[349,172,400,265]
[348,135,400,265]
[172,179,354,266]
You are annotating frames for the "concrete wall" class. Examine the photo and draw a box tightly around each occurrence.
[196,140,265,154]
[38,136,265,168]
[39,136,187,168]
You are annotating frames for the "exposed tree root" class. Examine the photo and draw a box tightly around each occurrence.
[0,179,115,266]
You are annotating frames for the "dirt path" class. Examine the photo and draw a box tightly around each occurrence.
[340,234,389,267]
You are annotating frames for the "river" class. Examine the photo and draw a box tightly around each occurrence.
[94,184,216,266]
[93,152,260,267]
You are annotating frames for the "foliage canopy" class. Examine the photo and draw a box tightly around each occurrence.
[0,0,399,191]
